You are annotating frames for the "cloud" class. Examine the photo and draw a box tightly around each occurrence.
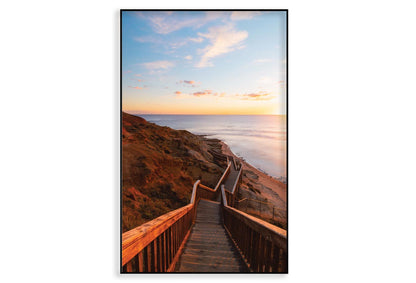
[188,37,204,43]
[185,55,193,60]
[135,34,204,53]
[253,58,271,64]
[137,79,142,82]
[175,88,226,98]
[177,80,200,87]
[138,12,216,34]
[141,60,174,70]
[257,76,274,84]
[135,74,142,77]
[172,88,275,101]
[133,36,162,44]
[169,41,188,49]
[169,36,205,50]
[196,24,248,68]
[236,91,275,101]
[230,11,262,21]
[129,86,143,90]
[192,90,215,97]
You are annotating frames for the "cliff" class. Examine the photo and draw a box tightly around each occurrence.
[122,112,225,232]
[122,112,287,232]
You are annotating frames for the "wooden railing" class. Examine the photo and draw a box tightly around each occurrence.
[236,198,287,226]
[221,186,288,273]
[231,156,241,171]
[122,157,287,273]
[214,161,231,191]
[122,203,195,272]
[224,165,243,207]
[122,162,231,272]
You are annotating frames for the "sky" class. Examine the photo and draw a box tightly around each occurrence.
[122,11,287,115]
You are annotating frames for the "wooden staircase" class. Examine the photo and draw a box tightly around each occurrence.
[174,199,248,272]
[223,160,240,192]
[122,159,287,273]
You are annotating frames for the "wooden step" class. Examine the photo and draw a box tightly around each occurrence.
[182,248,239,258]
[179,253,240,263]
[190,234,228,239]
[179,255,243,268]
[186,240,234,248]
[174,198,248,272]
[176,261,247,272]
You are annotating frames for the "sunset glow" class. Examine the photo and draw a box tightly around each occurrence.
[122,11,287,115]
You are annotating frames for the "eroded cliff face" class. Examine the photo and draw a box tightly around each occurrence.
[122,112,225,232]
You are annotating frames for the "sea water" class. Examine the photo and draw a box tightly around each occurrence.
[139,115,287,181]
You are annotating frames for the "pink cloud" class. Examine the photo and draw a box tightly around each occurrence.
[236,91,275,101]
[192,90,214,97]
[178,80,201,87]
[174,88,227,98]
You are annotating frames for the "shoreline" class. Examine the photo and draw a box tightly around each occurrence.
[218,139,287,227]
[139,114,288,209]
[198,134,286,183]
[138,114,286,180]
[122,112,287,231]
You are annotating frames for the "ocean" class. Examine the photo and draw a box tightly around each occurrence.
[139,115,287,180]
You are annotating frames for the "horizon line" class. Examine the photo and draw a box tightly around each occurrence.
[126,113,286,116]
[124,111,286,116]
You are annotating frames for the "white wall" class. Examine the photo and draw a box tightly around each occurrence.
[1,0,416,282]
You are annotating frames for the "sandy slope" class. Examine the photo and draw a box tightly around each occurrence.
[122,112,287,232]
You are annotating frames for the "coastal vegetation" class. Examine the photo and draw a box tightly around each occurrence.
[122,112,287,232]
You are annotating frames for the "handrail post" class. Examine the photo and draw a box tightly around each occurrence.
[190,180,200,204]
[221,185,227,207]
[214,162,231,191]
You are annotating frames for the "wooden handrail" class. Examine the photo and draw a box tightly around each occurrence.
[190,180,200,204]
[220,186,287,272]
[214,161,231,191]
[122,163,231,272]
[237,198,287,210]
[121,156,287,273]
[231,166,243,194]
[232,156,239,171]
[198,183,216,192]
[122,204,194,269]
[224,206,287,248]
[221,184,227,206]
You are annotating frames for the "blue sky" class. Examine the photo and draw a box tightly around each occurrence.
[122,11,287,115]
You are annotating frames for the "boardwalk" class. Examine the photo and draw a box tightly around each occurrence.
[174,199,248,272]
[223,159,240,193]
[121,156,287,273]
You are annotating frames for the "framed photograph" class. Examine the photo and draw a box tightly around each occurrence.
[121,9,288,273]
